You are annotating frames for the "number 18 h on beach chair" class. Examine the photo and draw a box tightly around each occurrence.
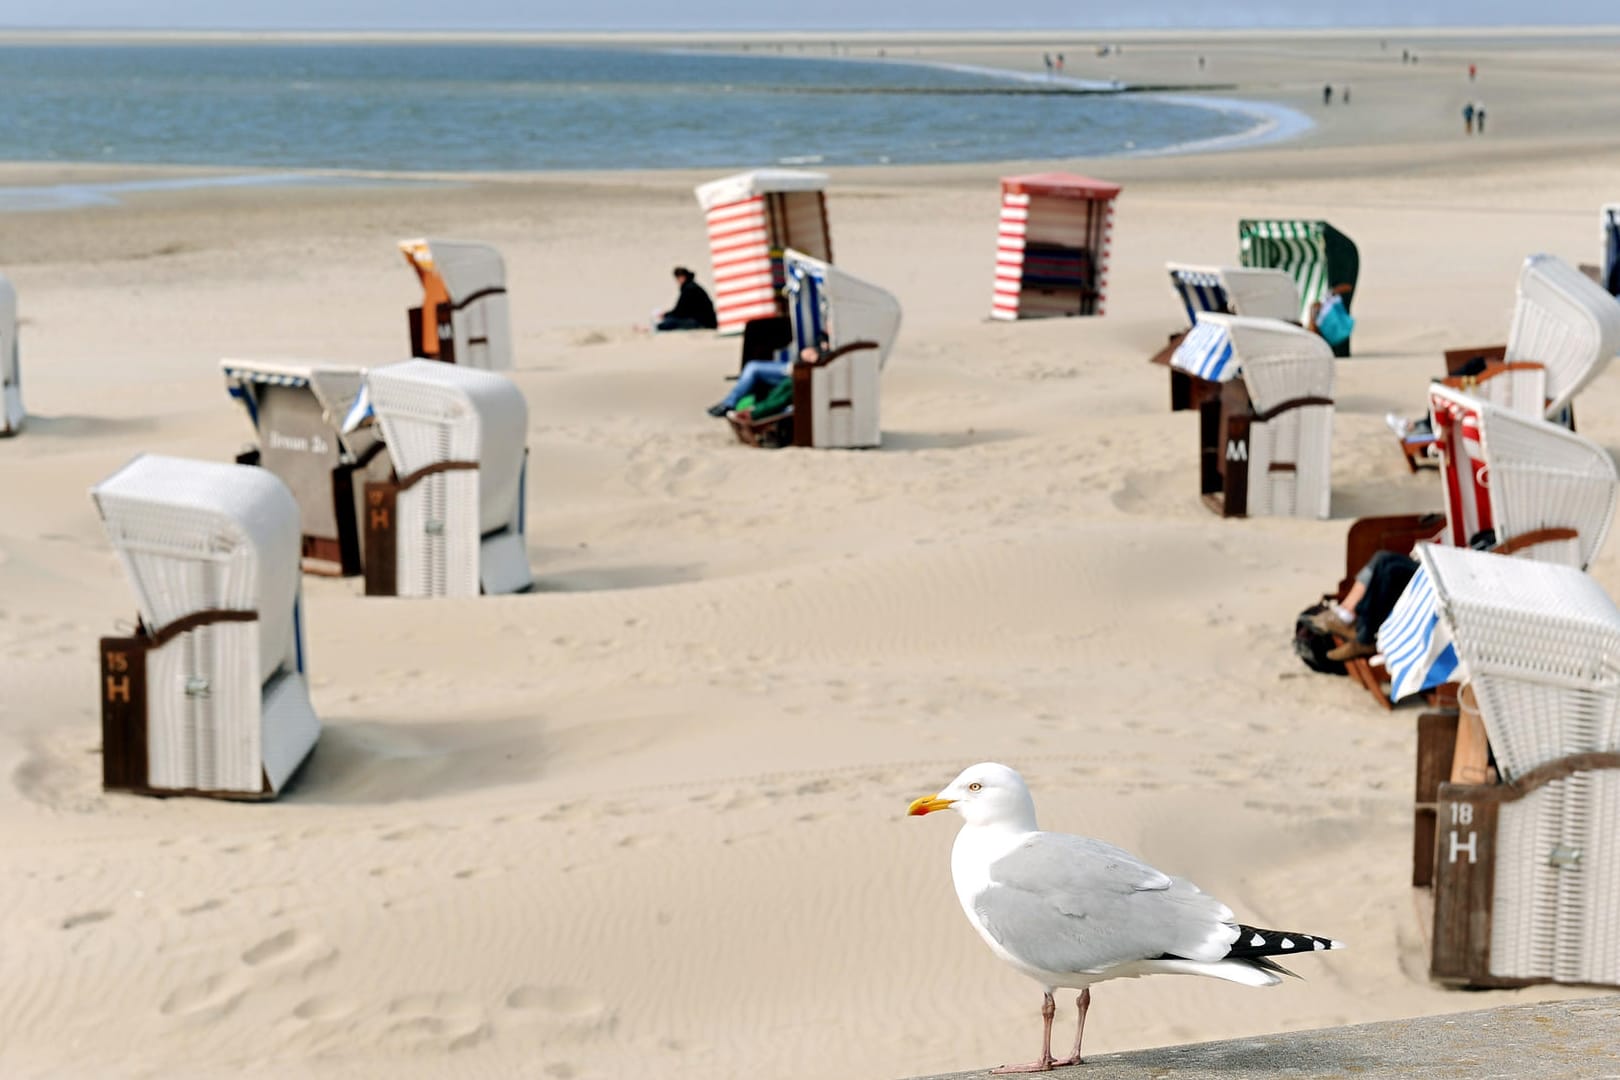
[1171,313,1335,519]
[91,455,320,799]
[401,238,512,371]
[1,272,21,437]
[357,360,532,597]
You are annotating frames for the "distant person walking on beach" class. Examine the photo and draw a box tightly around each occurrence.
[1475,104,1486,134]
[1341,85,1350,105]
[1462,102,1476,135]
[657,266,717,332]
[1043,53,1052,75]
[1469,63,1477,81]
[1323,84,1332,106]
[1056,53,1065,72]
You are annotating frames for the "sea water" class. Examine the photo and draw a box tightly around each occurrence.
[0,43,1265,174]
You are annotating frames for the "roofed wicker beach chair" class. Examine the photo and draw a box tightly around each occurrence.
[727,249,901,451]
[0,272,21,437]
[1238,219,1359,356]
[695,169,832,336]
[1339,384,1618,707]
[1383,545,1620,989]
[1398,254,1620,470]
[400,238,512,370]
[1154,263,1302,410]
[221,359,392,577]
[356,359,531,597]
[1170,312,1334,519]
[990,173,1120,320]
[91,455,319,799]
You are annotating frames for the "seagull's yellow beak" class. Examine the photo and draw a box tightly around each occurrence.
[907,793,954,816]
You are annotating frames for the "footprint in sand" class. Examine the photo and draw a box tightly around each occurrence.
[504,985,609,1024]
[160,972,248,1019]
[61,909,112,930]
[382,992,489,1050]
[291,995,357,1023]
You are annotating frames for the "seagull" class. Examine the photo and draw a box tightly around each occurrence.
[908,762,1343,1073]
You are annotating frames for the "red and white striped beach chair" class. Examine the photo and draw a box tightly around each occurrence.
[695,170,832,336]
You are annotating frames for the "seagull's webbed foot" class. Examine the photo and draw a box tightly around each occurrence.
[1052,987,1091,1067]
[991,991,1059,1073]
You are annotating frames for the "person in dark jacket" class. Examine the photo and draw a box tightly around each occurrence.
[658,266,718,331]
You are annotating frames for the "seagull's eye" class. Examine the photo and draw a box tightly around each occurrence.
[968,782,982,792]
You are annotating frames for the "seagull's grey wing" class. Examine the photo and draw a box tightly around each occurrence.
[974,831,1238,976]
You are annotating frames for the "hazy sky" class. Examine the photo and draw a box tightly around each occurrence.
[0,0,1611,31]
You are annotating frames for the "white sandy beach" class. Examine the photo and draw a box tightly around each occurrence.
[2,28,1620,1080]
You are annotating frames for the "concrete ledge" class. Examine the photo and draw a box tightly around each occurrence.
[907,997,1620,1079]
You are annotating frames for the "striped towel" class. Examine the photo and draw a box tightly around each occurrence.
[1169,317,1237,381]
[1376,565,1460,703]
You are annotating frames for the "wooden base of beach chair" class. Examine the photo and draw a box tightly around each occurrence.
[1430,752,1620,988]
[1413,708,1460,887]
[727,408,793,448]
[99,626,280,801]
[1199,379,1332,518]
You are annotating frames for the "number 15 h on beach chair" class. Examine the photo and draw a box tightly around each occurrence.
[1171,313,1334,519]
[91,455,320,799]
[401,238,512,371]
[357,360,532,597]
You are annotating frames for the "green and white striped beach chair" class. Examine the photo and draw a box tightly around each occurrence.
[1239,219,1360,357]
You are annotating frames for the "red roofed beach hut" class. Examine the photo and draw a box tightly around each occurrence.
[695,169,833,335]
[991,173,1120,320]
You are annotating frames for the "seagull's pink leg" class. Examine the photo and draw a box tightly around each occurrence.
[990,991,1057,1073]
[1055,987,1090,1067]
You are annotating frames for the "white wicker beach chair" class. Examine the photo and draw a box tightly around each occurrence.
[785,249,900,449]
[361,359,531,597]
[91,455,319,799]
[1166,263,1300,324]
[1414,545,1620,987]
[1171,312,1335,519]
[221,359,392,577]
[0,272,21,436]
[1429,384,1618,568]
[400,238,512,370]
[1506,254,1620,419]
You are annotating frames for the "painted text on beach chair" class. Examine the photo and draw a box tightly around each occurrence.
[222,359,392,577]
[1172,313,1334,519]
[696,170,832,336]
[1158,263,1301,410]
[360,360,531,597]
[0,272,21,436]
[1504,253,1620,419]
[1238,219,1358,356]
[991,173,1119,320]
[401,238,512,370]
[92,455,319,799]
[727,250,902,450]
[1401,546,1620,989]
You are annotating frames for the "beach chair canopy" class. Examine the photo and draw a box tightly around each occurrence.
[694,169,830,213]
[1602,204,1619,297]
[1428,384,1619,568]
[1170,312,1334,407]
[365,359,531,596]
[993,173,1120,321]
[222,359,366,434]
[1506,254,1620,417]
[400,238,512,370]
[1166,263,1300,326]
[1238,219,1359,324]
[784,249,901,369]
[0,272,20,436]
[91,454,318,794]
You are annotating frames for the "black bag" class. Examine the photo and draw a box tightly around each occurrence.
[1294,598,1347,676]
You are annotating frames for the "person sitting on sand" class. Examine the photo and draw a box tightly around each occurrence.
[657,267,718,332]
[706,343,822,418]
